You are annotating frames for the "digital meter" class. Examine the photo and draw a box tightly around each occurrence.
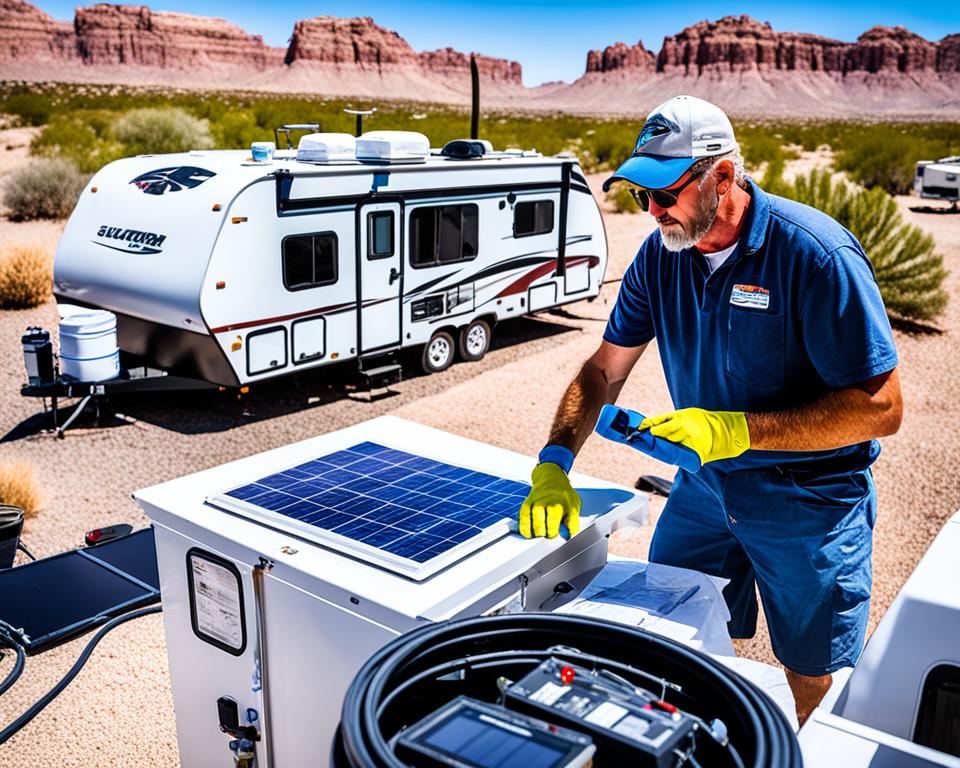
[394,696,596,768]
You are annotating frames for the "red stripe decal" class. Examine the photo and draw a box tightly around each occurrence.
[211,301,353,334]
[495,256,597,299]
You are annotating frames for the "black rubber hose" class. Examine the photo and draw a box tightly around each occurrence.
[0,605,162,746]
[337,614,801,768]
[0,630,26,696]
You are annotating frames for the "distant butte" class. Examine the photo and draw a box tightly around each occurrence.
[0,2,957,117]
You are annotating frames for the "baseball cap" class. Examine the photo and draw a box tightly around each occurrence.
[602,95,736,192]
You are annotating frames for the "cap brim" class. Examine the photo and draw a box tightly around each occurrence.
[601,155,697,192]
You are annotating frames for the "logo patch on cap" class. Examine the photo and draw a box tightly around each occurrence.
[634,113,680,155]
[730,284,770,310]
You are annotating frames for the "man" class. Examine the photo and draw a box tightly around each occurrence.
[518,95,902,726]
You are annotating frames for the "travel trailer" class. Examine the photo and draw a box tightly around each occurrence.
[52,131,607,388]
[915,156,960,207]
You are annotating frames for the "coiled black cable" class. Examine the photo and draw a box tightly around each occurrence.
[336,613,801,768]
[0,629,26,696]
[0,605,162,746]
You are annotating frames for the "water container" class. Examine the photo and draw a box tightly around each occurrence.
[251,141,275,162]
[58,304,120,382]
[22,326,54,386]
[0,505,24,569]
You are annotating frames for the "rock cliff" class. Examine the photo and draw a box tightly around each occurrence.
[585,40,656,73]
[73,4,283,70]
[1,2,957,117]
[0,0,75,61]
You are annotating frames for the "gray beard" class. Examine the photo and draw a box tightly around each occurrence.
[659,187,719,252]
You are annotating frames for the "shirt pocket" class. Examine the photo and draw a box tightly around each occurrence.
[726,308,784,388]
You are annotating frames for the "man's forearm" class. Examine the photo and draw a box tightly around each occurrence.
[547,360,625,456]
[747,369,902,451]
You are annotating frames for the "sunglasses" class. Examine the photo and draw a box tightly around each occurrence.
[627,169,704,212]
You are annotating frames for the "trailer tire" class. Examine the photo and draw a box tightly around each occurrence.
[421,331,455,374]
[459,319,491,362]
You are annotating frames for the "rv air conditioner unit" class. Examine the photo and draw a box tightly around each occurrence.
[441,139,493,160]
[296,133,357,162]
[356,131,430,162]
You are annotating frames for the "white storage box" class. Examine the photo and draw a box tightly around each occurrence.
[296,133,357,162]
[356,131,430,162]
[58,304,120,382]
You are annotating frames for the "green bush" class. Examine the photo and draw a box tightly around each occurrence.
[3,157,88,220]
[32,111,125,173]
[783,170,948,323]
[113,107,214,155]
[605,184,640,214]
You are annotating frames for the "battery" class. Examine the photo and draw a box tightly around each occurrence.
[505,658,696,767]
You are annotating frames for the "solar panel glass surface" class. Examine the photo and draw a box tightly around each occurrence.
[221,442,529,568]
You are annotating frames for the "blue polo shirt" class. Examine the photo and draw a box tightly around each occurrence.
[604,178,899,472]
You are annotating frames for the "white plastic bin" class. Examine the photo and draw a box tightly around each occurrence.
[58,304,120,381]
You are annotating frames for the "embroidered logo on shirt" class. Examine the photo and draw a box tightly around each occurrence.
[730,284,770,309]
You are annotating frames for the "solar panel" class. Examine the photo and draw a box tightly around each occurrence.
[208,442,530,580]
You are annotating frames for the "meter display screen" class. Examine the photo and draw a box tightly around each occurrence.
[421,708,567,768]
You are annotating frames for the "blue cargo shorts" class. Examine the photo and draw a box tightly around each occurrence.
[649,463,876,676]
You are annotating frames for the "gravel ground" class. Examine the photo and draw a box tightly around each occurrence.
[1,152,959,766]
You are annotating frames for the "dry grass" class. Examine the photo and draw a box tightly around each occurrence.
[0,242,53,308]
[0,460,42,518]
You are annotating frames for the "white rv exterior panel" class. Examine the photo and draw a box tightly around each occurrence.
[291,315,325,363]
[55,151,271,329]
[136,417,645,765]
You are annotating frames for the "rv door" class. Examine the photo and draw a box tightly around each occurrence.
[357,201,403,353]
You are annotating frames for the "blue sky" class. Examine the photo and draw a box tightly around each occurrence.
[38,1,960,86]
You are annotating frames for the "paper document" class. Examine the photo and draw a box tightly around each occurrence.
[554,559,735,656]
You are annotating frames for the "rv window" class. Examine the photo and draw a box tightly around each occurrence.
[282,232,338,291]
[368,212,395,260]
[514,200,554,237]
[410,204,478,268]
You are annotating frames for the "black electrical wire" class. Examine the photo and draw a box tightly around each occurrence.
[0,630,25,696]
[0,605,162,746]
[16,541,36,561]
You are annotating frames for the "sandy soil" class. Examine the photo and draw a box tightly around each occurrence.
[1,143,959,765]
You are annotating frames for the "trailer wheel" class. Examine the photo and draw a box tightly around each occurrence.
[422,331,455,374]
[459,319,491,362]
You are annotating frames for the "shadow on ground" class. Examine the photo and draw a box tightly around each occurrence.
[4,317,575,441]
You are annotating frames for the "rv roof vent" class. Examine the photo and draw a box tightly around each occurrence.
[356,131,430,163]
[297,133,357,162]
[440,139,493,160]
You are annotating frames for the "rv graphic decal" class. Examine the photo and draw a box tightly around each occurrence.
[130,166,215,196]
[93,225,167,255]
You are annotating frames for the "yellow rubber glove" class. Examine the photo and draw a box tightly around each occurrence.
[639,408,750,465]
[518,462,581,539]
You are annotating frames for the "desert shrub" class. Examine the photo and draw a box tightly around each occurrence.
[783,170,947,322]
[0,243,54,308]
[215,109,271,149]
[0,460,42,518]
[32,111,126,173]
[2,92,52,126]
[113,107,215,155]
[606,184,640,214]
[3,157,88,221]
[835,131,938,195]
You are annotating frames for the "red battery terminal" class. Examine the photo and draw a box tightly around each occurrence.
[559,666,576,684]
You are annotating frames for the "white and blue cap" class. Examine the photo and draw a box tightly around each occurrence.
[602,95,736,192]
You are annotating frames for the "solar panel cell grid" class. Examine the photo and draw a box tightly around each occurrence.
[223,442,530,570]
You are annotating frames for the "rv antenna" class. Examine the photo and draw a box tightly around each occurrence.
[470,55,480,140]
[344,108,378,137]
